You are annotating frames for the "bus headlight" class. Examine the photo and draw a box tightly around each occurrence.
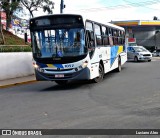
[82,61,88,68]
[33,62,39,69]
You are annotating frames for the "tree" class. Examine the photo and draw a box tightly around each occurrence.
[1,0,20,30]
[153,16,158,20]
[20,0,54,18]
[0,1,5,44]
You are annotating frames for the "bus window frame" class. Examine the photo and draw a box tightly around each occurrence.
[102,25,109,46]
[94,23,102,46]
[85,21,96,58]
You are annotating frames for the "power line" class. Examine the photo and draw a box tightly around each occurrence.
[123,0,160,11]
[67,0,160,13]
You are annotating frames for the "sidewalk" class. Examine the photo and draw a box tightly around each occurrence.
[0,75,36,88]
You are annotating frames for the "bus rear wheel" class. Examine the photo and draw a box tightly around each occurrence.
[115,57,121,72]
[55,80,68,85]
[93,64,104,83]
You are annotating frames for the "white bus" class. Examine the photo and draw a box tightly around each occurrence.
[29,14,127,85]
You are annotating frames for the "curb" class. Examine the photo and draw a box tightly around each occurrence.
[0,80,37,89]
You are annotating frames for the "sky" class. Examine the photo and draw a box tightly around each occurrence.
[29,0,160,23]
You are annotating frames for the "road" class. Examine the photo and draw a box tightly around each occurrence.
[0,60,160,136]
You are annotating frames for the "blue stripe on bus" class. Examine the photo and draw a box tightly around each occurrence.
[54,64,63,68]
[37,62,48,68]
[37,62,63,69]
[110,46,119,65]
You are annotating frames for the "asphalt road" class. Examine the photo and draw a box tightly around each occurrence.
[0,60,160,137]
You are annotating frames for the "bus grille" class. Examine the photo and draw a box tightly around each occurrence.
[43,73,74,79]
[45,68,73,72]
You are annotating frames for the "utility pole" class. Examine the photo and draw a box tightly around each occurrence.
[60,0,65,13]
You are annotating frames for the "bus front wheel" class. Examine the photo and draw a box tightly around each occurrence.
[55,80,68,85]
[93,64,104,83]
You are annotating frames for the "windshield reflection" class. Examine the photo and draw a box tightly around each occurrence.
[31,28,86,58]
[134,47,148,52]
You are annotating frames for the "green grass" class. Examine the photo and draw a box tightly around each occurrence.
[0,30,32,52]
[2,29,28,45]
[0,46,32,52]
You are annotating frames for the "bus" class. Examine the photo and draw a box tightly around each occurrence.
[29,14,127,85]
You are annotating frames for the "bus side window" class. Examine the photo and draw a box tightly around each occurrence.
[117,30,121,45]
[108,28,113,46]
[94,24,102,46]
[122,31,125,44]
[102,26,109,46]
[113,30,118,45]
[85,21,95,49]
[85,30,94,48]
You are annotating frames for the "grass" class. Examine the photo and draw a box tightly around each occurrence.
[1,29,29,45]
[0,30,32,52]
[0,46,32,52]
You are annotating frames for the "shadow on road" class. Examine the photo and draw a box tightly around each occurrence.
[40,66,128,92]
[40,80,95,92]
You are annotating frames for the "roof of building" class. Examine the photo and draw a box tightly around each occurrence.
[111,20,160,26]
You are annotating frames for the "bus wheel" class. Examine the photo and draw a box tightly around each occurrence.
[115,57,121,72]
[55,80,68,85]
[93,64,104,83]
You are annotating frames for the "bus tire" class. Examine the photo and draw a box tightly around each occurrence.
[115,57,121,72]
[93,63,104,83]
[55,80,68,85]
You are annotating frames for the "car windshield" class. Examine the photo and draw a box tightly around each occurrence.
[31,28,87,58]
[133,47,148,52]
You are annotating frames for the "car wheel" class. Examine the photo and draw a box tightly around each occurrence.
[134,56,138,62]
[148,59,151,62]
[93,63,104,83]
[55,80,68,85]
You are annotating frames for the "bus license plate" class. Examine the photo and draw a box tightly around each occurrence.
[55,74,64,78]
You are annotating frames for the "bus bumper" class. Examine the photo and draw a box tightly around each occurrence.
[35,67,90,81]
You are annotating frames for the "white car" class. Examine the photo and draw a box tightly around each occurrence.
[127,46,152,62]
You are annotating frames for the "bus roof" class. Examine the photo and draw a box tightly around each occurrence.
[30,14,124,31]
[30,14,83,20]
[86,19,125,31]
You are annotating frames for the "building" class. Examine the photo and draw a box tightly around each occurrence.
[111,20,160,51]
[0,11,6,29]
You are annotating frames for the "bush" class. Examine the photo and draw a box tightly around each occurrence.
[0,46,32,52]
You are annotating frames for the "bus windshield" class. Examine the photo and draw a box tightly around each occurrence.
[31,28,86,58]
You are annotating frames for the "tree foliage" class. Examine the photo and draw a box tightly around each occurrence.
[1,0,20,30]
[20,0,54,18]
[153,16,158,20]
